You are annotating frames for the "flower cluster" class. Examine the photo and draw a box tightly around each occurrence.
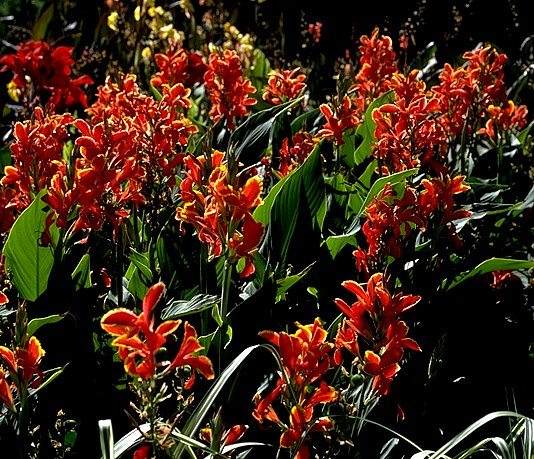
[101,282,214,385]
[254,319,338,459]
[335,273,420,395]
[176,150,264,277]
[318,96,360,145]
[0,40,93,110]
[354,176,471,273]
[0,336,46,411]
[150,47,207,89]
[262,68,307,105]
[373,70,448,174]
[264,131,316,177]
[351,27,398,115]
[0,107,73,231]
[204,49,257,129]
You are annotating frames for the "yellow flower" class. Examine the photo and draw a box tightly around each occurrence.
[107,11,119,31]
[7,80,20,102]
[134,6,141,21]
[141,46,152,61]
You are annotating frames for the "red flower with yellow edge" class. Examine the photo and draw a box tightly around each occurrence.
[0,336,46,385]
[252,377,284,424]
[259,318,335,388]
[279,381,337,458]
[204,49,256,129]
[418,175,471,225]
[351,28,398,115]
[262,68,307,105]
[168,322,215,389]
[272,132,316,177]
[334,273,421,395]
[480,101,528,139]
[101,282,180,379]
[318,96,359,145]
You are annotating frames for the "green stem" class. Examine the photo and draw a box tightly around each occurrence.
[220,259,233,321]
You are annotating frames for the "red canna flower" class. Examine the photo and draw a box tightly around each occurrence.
[168,322,215,389]
[132,444,151,459]
[480,101,528,139]
[351,28,398,116]
[151,47,207,89]
[267,131,316,177]
[254,319,337,457]
[200,424,248,447]
[306,22,323,43]
[101,283,213,384]
[0,40,93,110]
[177,150,264,277]
[373,70,447,174]
[204,49,256,129]
[334,273,420,395]
[0,368,14,411]
[319,96,360,145]
[101,282,180,379]
[262,68,307,105]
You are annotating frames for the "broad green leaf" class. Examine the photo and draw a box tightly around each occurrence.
[27,314,64,337]
[291,108,320,134]
[249,48,271,91]
[268,145,324,264]
[355,168,419,217]
[253,175,288,225]
[161,294,218,319]
[354,91,394,165]
[3,191,58,301]
[275,263,314,303]
[447,258,534,290]
[173,344,284,458]
[325,233,358,259]
[229,97,303,163]
[32,3,54,39]
[72,253,92,290]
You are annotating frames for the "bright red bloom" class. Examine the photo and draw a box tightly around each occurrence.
[0,40,93,110]
[418,175,471,224]
[373,70,447,174]
[254,319,337,457]
[307,22,322,43]
[200,424,248,447]
[132,444,151,459]
[204,49,256,129]
[480,101,528,139]
[0,107,73,220]
[262,68,307,105]
[101,283,213,384]
[168,322,215,389]
[101,282,180,379]
[151,47,207,89]
[0,368,14,411]
[270,132,316,177]
[351,28,398,116]
[319,96,360,145]
[259,318,335,388]
[334,273,420,395]
[0,336,46,385]
[177,150,264,277]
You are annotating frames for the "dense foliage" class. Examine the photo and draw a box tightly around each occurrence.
[0,1,532,459]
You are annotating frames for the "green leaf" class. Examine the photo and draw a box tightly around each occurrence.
[249,48,271,91]
[291,108,320,134]
[32,3,54,40]
[0,145,11,170]
[161,294,218,319]
[355,168,419,217]
[267,145,324,264]
[447,258,534,290]
[253,175,288,225]
[72,254,92,290]
[27,314,64,337]
[354,91,394,165]
[325,233,358,259]
[3,191,58,301]
[229,97,303,163]
[30,365,66,396]
[173,344,284,458]
[275,263,314,303]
